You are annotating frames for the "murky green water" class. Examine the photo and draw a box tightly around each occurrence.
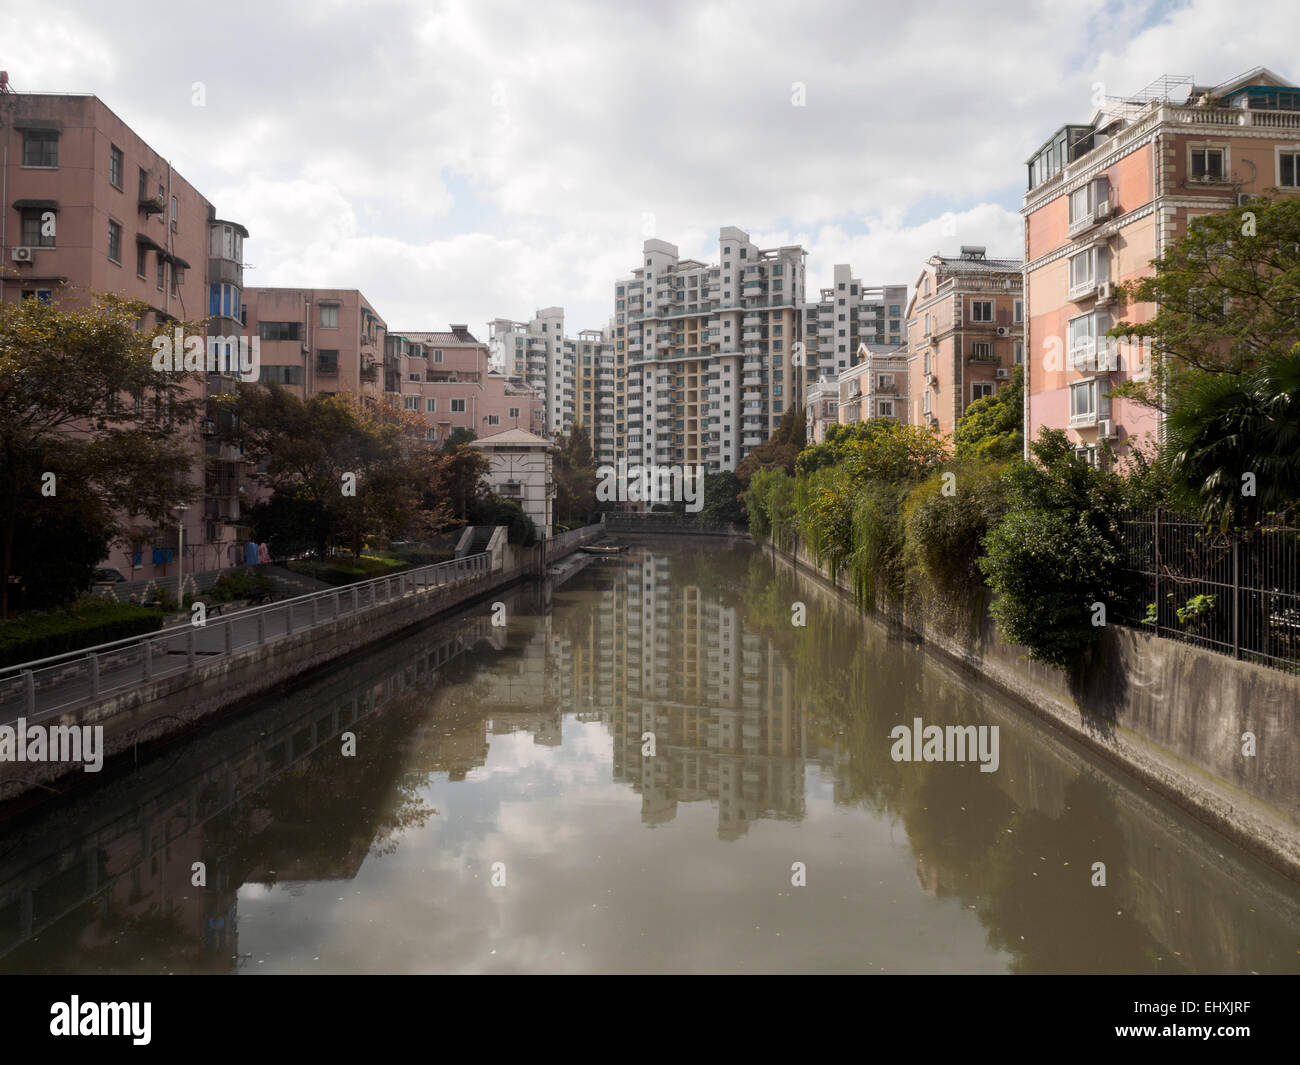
[1,541,1298,973]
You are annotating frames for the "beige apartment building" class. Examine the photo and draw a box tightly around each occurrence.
[837,345,911,427]
[904,247,1024,440]
[0,90,252,579]
[615,227,809,475]
[1023,68,1300,464]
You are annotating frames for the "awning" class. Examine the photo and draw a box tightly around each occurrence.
[13,198,59,210]
[135,233,166,253]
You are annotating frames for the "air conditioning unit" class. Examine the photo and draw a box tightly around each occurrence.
[995,326,1009,336]
[1099,418,1115,438]
[925,373,938,387]
[10,246,34,263]
[1236,193,1255,207]
[995,368,1010,380]
[1094,199,1112,221]
[1095,281,1113,303]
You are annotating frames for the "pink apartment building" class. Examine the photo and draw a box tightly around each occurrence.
[904,247,1023,440]
[388,326,545,444]
[1023,68,1300,464]
[243,286,386,401]
[0,90,252,580]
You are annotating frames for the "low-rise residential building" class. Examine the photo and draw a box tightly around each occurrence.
[1022,67,1300,463]
[904,247,1023,440]
[838,345,911,426]
[244,287,386,401]
[1,90,252,579]
[805,376,839,443]
[388,325,545,444]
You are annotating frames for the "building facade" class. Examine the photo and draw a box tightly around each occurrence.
[837,345,911,427]
[1022,68,1300,463]
[904,247,1023,439]
[472,428,555,538]
[489,307,571,435]
[0,91,252,579]
[802,265,906,378]
[614,227,809,475]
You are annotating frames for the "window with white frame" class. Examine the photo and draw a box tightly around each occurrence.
[319,304,339,329]
[1189,146,1226,181]
[433,350,443,362]
[1068,184,1090,224]
[923,311,931,335]
[1013,298,1023,323]
[508,406,520,418]
[972,382,994,403]
[1013,340,1024,365]
[972,341,991,360]
[425,428,437,442]
[1068,248,1095,295]
[403,395,418,410]
[426,398,436,412]
[1281,151,1299,188]
[877,399,894,418]
[1068,313,1096,369]
[971,300,993,322]
[923,351,931,375]
[921,391,931,415]
[487,414,500,426]
[877,373,893,391]
[451,398,466,412]
[1069,379,1097,425]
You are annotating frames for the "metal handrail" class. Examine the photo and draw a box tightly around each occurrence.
[0,552,494,720]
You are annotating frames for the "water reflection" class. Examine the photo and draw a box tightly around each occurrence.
[1,543,1297,974]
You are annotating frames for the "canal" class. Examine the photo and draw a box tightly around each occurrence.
[1,540,1298,974]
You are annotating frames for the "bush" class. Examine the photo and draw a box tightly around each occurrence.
[0,597,164,667]
[978,429,1128,668]
[744,468,796,548]
[286,555,407,586]
[902,461,1010,602]
[469,494,537,546]
[209,571,275,603]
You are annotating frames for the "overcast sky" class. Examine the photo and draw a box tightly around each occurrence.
[5,0,1298,333]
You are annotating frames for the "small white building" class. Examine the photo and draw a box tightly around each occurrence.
[472,428,556,539]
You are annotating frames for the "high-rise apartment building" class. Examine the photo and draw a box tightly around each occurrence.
[0,91,252,578]
[566,324,617,465]
[489,307,570,435]
[1022,68,1300,463]
[802,265,906,377]
[614,227,808,474]
[904,247,1023,439]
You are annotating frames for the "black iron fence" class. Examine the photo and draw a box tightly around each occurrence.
[1115,509,1300,672]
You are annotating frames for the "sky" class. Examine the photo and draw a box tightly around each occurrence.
[4,0,1298,334]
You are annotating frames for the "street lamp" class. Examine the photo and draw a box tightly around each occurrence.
[174,504,189,610]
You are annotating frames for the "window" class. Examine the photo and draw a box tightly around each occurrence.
[22,129,58,167]
[1068,248,1095,294]
[1013,299,1023,324]
[971,300,993,322]
[109,145,123,189]
[1013,340,1024,365]
[426,398,437,412]
[317,350,339,372]
[432,350,443,363]
[138,167,149,199]
[451,398,466,412]
[136,244,147,277]
[923,311,931,335]
[509,406,520,418]
[19,207,55,247]
[403,395,419,410]
[408,372,422,382]
[1067,313,1096,368]
[258,321,302,341]
[319,304,339,329]
[972,341,991,360]
[209,283,240,319]
[259,365,304,386]
[972,382,995,403]
[487,414,500,426]
[21,288,53,303]
[922,391,931,415]
[426,428,438,442]
[1190,146,1225,181]
[878,374,893,390]
[158,256,167,290]
[170,196,178,228]
[107,220,122,264]
[1281,151,1299,188]
[1069,379,1098,425]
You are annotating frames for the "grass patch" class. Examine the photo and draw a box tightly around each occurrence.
[0,597,164,667]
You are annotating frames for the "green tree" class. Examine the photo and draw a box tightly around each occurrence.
[553,426,598,527]
[0,294,203,615]
[955,365,1023,462]
[735,405,805,487]
[978,429,1127,668]
[698,471,747,525]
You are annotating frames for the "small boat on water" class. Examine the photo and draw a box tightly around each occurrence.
[579,543,628,556]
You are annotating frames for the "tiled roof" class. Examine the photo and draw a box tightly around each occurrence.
[932,255,1023,274]
[396,328,480,344]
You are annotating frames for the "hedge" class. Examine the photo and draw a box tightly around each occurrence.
[285,555,409,586]
[0,597,164,668]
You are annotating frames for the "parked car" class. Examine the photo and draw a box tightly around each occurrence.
[92,568,128,583]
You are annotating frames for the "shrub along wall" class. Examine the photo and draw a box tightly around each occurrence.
[0,598,164,667]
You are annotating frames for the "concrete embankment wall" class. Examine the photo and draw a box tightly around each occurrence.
[0,525,605,801]
[767,540,1300,881]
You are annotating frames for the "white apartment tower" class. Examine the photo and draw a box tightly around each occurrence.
[489,306,571,435]
[613,227,808,474]
[802,265,907,378]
